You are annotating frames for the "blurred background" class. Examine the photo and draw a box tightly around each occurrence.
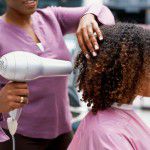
[0,0,150,131]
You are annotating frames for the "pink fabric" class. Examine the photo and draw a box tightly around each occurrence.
[68,108,150,150]
[85,3,115,25]
[139,24,150,30]
[0,128,9,142]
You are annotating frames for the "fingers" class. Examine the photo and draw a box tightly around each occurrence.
[6,82,28,91]
[11,82,28,89]
[80,23,100,57]
[87,24,99,51]
[77,20,104,59]
[82,27,96,55]
[7,96,28,111]
[76,30,90,59]
[8,89,29,97]
[7,95,28,104]
[15,96,29,104]
[5,82,29,97]
[9,102,24,110]
[13,89,29,97]
[2,82,29,112]
[92,21,103,41]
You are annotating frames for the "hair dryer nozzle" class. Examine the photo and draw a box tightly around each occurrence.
[0,51,73,81]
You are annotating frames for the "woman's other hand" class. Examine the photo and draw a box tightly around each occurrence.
[76,14,103,59]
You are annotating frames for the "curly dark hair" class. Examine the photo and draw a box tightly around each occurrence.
[75,23,150,113]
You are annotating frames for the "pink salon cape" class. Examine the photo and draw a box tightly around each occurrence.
[68,103,150,150]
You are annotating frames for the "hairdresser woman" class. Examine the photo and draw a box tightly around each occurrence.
[0,0,114,149]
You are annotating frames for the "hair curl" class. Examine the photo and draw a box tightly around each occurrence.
[75,23,150,113]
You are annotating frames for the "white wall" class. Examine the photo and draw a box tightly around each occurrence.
[83,0,103,6]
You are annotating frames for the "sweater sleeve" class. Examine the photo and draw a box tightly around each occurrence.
[50,2,115,35]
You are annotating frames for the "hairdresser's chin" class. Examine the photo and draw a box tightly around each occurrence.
[6,0,38,15]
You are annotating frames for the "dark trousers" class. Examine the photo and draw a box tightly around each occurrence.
[0,129,73,150]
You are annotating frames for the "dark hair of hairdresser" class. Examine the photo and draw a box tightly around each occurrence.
[75,23,150,113]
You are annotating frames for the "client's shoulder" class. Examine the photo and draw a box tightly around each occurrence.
[81,108,129,133]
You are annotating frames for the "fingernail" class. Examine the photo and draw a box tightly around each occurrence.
[92,52,97,57]
[99,36,103,41]
[85,54,90,59]
[93,32,97,37]
[94,45,99,50]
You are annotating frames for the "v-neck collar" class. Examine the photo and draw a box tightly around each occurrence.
[0,15,46,55]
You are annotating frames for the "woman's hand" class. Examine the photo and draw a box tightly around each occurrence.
[76,14,103,59]
[0,82,29,113]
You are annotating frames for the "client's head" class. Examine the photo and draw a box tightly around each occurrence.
[75,23,150,113]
